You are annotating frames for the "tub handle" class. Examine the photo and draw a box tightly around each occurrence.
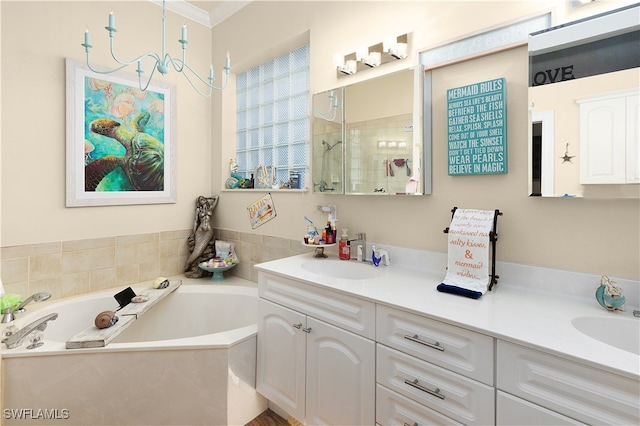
[292,323,302,329]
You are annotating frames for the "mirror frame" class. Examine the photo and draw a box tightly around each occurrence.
[312,65,428,195]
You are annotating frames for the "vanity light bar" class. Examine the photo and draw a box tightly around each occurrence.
[335,34,409,77]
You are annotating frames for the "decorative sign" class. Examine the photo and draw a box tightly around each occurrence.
[247,193,277,229]
[447,77,507,175]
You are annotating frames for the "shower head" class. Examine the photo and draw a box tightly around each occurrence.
[15,292,52,313]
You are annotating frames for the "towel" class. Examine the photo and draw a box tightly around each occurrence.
[438,209,496,299]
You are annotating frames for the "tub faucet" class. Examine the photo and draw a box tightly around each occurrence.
[350,233,367,262]
[1,292,51,323]
[2,312,58,349]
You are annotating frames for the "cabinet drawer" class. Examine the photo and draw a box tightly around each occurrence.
[259,271,375,339]
[497,341,640,425]
[497,391,585,425]
[377,304,494,385]
[376,384,462,426]
[377,344,494,426]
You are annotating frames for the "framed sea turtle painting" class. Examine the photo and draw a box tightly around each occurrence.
[65,58,176,206]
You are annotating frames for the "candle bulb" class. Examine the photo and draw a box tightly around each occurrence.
[84,27,90,45]
[209,65,214,80]
[108,10,115,29]
[181,24,187,41]
[226,51,231,68]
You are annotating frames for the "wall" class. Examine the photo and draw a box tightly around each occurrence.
[211,0,639,280]
[1,1,214,247]
[0,0,638,302]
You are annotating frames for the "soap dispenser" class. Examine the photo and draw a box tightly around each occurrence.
[339,229,350,260]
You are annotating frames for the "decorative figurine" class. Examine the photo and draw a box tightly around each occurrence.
[596,275,626,311]
[184,196,219,278]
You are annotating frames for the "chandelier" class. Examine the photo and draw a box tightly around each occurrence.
[81,0,230,96]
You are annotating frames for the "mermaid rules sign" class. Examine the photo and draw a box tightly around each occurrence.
[447,78,507,176]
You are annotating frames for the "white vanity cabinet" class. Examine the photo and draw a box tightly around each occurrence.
[497,341,640,425]
[256,272,376,425]
[376,305,495,425]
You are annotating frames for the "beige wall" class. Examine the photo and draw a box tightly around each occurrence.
[1,0,638,289]
[1,1,214,246]
[211,0,639,280]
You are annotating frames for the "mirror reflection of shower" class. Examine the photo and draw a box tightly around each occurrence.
[317,139,343,192]
[314,90,339,122]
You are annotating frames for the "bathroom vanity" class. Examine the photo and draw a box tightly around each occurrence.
[255,250,639,425]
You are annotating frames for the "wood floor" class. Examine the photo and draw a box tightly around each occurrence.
[244,409,290,426]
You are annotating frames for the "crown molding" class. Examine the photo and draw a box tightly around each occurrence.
[149,0,253,29]
[148,0,212,28]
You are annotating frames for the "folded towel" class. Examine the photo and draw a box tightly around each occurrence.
[439,209,496,299]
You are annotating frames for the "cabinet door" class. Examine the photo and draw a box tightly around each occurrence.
[579,97,627,184]
[256,299,306,422]
[626,94,639,183]
[305,317,375,426]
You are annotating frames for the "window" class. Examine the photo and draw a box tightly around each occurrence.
[235,45,310,188]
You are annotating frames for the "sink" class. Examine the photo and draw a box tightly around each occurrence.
[301,260,382,280]
[571,316,640,355]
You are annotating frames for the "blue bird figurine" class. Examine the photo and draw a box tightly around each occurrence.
[595,275,626,311]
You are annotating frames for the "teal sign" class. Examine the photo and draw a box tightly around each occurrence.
[447,78,507,175]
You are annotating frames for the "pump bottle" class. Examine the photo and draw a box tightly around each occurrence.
[339,229,351,260]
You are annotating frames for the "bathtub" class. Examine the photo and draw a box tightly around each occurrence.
[1,280,267,425]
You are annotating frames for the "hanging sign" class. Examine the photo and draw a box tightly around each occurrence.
[247,193,277,229]
[447,77,507,175]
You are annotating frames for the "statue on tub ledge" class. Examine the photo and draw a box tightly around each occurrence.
[184,195,219,278]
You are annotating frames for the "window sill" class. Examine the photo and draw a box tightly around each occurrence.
[220,188,309,193]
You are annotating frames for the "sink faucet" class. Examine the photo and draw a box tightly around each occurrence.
[350,233,367,262]
[1,292,52,323]
[2,312,58,349]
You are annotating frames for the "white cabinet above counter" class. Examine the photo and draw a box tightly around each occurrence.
[254,250,639,425]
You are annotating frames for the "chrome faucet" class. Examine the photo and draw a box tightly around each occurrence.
[350,233,367,262]
[2,312,58,349]
[1,292,51,323]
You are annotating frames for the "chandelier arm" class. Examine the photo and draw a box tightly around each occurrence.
[137,65,160,92]
[180,61,230,91]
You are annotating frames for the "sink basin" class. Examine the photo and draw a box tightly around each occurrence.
[571,316,640,355]
[301,260,382,280]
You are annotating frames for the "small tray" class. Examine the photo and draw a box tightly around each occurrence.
[302,242,336,258]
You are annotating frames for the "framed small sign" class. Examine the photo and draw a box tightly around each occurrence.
[247,193,277,229]
[447,77,507,175]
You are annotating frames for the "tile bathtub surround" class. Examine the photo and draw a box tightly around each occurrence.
[0,228,309,300]
[0,231,191,300]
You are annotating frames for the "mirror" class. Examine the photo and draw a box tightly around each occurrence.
[312,66,424,195]
[312,88,344,193]
[528,4,639,198]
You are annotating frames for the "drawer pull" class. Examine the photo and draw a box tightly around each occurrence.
[292,323,302,329]
[404,378,445,400]
[302,327,312,333]
[404,334,444,352]
[403,423,418,426]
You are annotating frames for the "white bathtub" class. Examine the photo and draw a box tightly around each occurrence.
[1,280,267,425]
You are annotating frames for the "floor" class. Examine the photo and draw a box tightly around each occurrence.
[245,409,290,426]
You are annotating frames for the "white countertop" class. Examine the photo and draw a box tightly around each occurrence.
[255,251,640,380]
